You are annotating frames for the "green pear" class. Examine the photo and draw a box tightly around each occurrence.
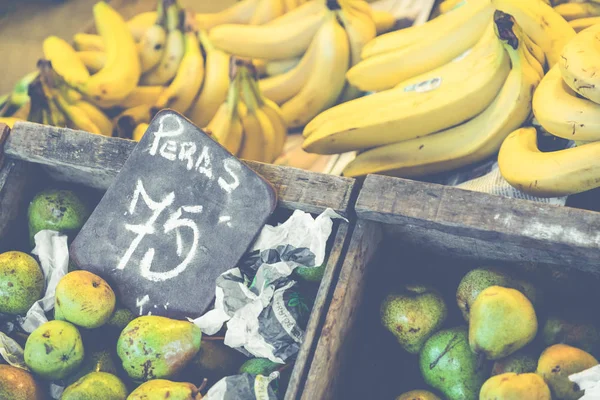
[27,189,90,247]
[294,264,326,282]
[62,372,128,400]
[419,326,488,400]
[0,251,45,315]
[381,285,447,354]
[542,315,600,355]
[469,286,537,360]
[106,307,135,331]
[491,349,538,375]
[537,344,599,400]
[127,379,202,399]
[24,320,85,380]
[239,358,281,376]
[396,390,441,400]
[480,373,551,400]
[54,270,116,329]
[117,316,202,381]
[183,338,247,383]
[0,364,45,400]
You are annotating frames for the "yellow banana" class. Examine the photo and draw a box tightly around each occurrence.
[133,122,150,141]
[283,0,299,13]
[498,127,600,197]
[138,23,167,73]
[187,31,230,128]
[209,11,327,60]
[73,33,105,52]
[439,0,465,14]
[372,10,396,34]
[522,33,546,68]
[569,16,600,33]
[343,12,541,178]
[127,11,158,42]
[280,12,350,129]
[266,0,326,26]
[141,2,184,86]
[93,85,164,109]
[76,2,141,104]
[54,95,102,135]
[205,75,243,155]
[265,58,301,76]
[250,0,285,24]
[491,0,575,67]
[553,2,600,21]
[303,30,510,154]
[114,105,153,138]
[249,75,287,160]
[74,100,113,137]
[254,58,268,77]
[155,16,204,114]
[77,51,106,74]
[237,101,266,162]
[0,117,23,128]
[362,0,487,59]
[196,0,259,31]
[559,24,600,104]
[43,36,90,86]
[533,65,600,141]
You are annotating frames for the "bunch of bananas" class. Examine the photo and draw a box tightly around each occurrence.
[302,0,579,181]
[498,22,600,197]
[553,0,600,32]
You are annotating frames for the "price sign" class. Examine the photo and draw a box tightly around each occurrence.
[70,110,277,319]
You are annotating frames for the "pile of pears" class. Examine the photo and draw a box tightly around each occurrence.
[381,267,600,400]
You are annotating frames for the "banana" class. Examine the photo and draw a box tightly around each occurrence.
[280,12,350,129]
[187,31,230,128]
[265,58,301,76]
[54,95,102,135]
[498,127,600,197]
[114,105,153,138]
[138,7,167,74]
[127,11,158,42]
[533,65,600,141]
[343,12,541,178]
[249,75,287,159]
[209,10,327,60]
[141,2,184,86]
[266,0,326,26]
[250,0,285,24]
[73,33,105,52]
[303,30,510,154]
[283,0,299,13]
[77,51,106,74]
[155,14,204,114]
[559,24,600,104]
[569,16,600,33]
[439,0,465,14]
[133,122,150,141]
[237,101,266,161]
[372,10,396,34]
[43,36,90,86]
[196,0,259,31]
[553,2,600,21]
[74,100,113,136]
[75,2,141,104]
[522,33,546,68]
[0,117,23,128]
[92,85,164,109]
[361,0,487,59]
[491,0,575,67]
[347,1,493,92]
[205,103,243,156]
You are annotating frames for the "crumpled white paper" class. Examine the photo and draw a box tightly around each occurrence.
[193,208,344,363]
[0,331,28,370]
[570,365,600,399]
[17,230,70,333]
[203,372,279,400]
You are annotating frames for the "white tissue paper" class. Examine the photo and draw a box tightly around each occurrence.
[570,364,600,399]
[0,331,28,370]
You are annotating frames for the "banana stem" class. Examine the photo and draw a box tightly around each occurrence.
[226,71,242,120]
[248,73,266,108]
[165,0,180,32]
[240,69,260,113]
[198,30,213,52]
[155,0,165,26]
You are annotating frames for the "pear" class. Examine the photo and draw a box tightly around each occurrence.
[239,358,281,376]
[396,390,441,400]
[106,307,135,331]
[380,285,447,354]
[537,344,598,400]
[117,316,202,381]
[0,251,45,315]
[542,315,600,355]
[0,364,44,400]
[419,326,488,400]
[469,286,537,360]
[480,372,551,400]
[64,350,118,387]
[183,339,247,383]
[24,320,85,380]
[127,379,202,399]
[62,372,128,400]
[54,270,116,329]
[491,349,538,375]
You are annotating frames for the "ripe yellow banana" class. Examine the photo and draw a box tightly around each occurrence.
[127,11,158,42]
[267,0,325,26]
[114,105,153,138]
[155,17,204,114]
[93,85,163,109]
[249,75,287,160]
[372,10,396,34]
[43,36,90,86]
[209,11,327,60]
[75,2,140,104]
[283,0,299,13]
[522,33,546,68]
[141,2,184,86]
[133,122,150,141]
[73,33,105,52]
[491,0,575,67]
[553,2,600,21]
[343,11,541,178]
[205,76,243,155]
[347,1,493,92]
[138,21,167,74]
[196,0,259,31]
[281,12,350,129]
[250,0,285,24]
[54,95,102,135]
[439,0,465,14]
[74,100,113,137]
[265,58,301,76]
[533,65,600,141]
[303,31,510,154]
[362,0,488,59]
[498,127,600,197]
[187,31,230,128]
[569,16,600,33]
[559,24,600,104]
[237,101,267,162]
[77,51,106,74]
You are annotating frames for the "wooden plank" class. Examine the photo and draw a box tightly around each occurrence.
[300,220,383,400]
[4,122,356,216]
[356,174,600,273]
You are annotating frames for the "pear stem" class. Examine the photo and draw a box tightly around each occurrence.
[202,336,225,341]
[197,378,208,392]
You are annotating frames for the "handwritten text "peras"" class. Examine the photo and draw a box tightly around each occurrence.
[148,113,240,194]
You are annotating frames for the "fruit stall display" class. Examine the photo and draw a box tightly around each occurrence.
[0,122,355,399]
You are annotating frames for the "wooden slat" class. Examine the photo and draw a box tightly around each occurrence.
[4,122,356,216]
[356,174,600,273]
[301,220,383,400]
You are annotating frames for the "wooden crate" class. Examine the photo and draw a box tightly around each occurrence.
[302,174,600,399]
[1,121,357,400]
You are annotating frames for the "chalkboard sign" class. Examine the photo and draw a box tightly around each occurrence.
[70,110,277,319]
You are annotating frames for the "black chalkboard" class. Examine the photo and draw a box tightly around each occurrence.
[70,110,277,319]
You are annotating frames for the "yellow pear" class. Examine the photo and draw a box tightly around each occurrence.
[480,372,551,399]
